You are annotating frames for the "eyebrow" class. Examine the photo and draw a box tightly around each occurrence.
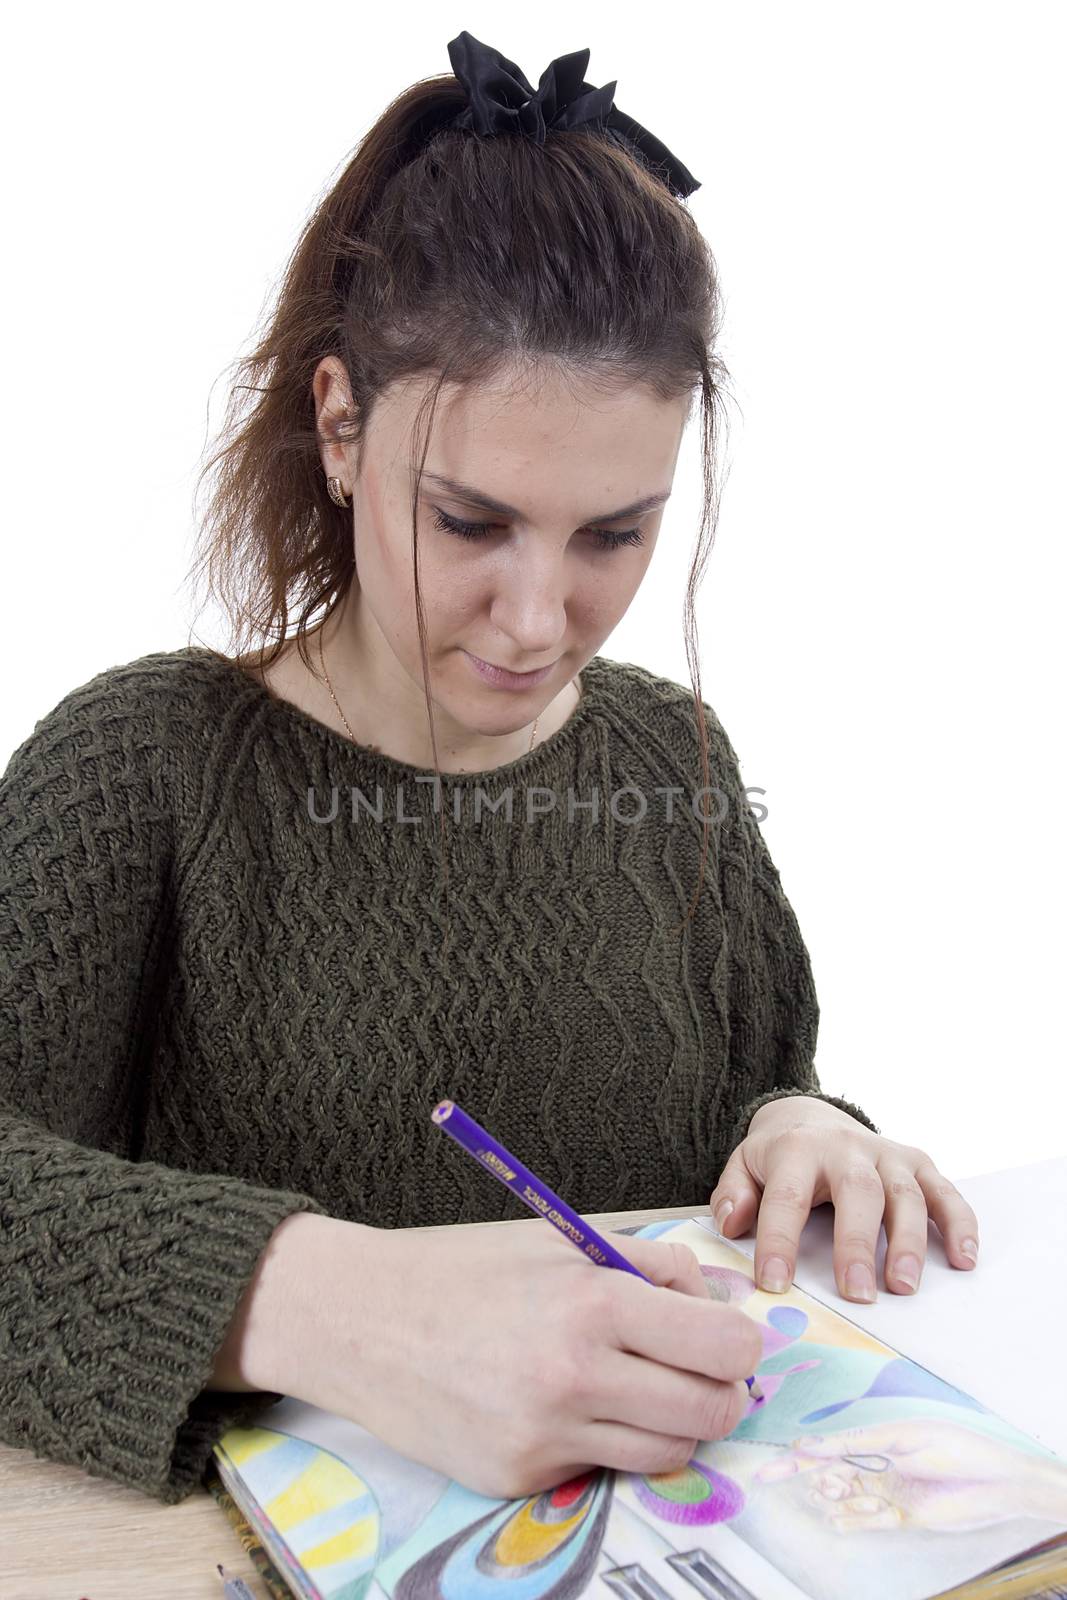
[416,471,672,525]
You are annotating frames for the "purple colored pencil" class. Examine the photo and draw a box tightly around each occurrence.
[430,1097,763,1402]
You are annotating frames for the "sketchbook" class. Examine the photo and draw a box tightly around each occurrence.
[209,1215,1067,1600]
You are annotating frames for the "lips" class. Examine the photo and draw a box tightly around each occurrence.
[482,659,549,675]
[464,651,557,689]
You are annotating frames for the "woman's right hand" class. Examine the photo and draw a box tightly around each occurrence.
[247,1211,763,1502]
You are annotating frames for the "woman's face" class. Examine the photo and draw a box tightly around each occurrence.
[317,358,690,742]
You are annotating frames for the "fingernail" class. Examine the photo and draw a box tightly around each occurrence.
[893,1253,921,1291]
[759,1256,791,1293]
[960,1238,978,1264]
[845,1263,876,1302]
[713,1199,734,1232]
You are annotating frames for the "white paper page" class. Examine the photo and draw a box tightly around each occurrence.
[693,1154,1067,1458]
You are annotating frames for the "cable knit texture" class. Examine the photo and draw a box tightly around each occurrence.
[0,645,876,1504]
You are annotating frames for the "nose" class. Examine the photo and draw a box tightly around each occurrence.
[487,551,569,656]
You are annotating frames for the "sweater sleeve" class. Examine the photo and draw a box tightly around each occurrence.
[0,676,328,1504]
[703,702,880,1160]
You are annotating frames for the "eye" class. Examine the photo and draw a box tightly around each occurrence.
[430,507,645,551]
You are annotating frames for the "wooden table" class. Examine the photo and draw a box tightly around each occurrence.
[1,1202,702,1600]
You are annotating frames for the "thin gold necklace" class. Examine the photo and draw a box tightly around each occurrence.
[315,631,539,753]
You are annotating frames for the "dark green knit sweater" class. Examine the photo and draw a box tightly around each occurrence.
[0,646,876,1505]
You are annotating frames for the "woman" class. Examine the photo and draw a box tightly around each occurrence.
[0,32,979,1507]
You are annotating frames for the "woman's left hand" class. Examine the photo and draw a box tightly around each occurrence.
[707,1097,981,1303]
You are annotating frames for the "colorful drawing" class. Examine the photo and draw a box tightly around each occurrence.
[212,1219,1067,1600]
[631,1461,746,1525]
[216,1425,381,1598]
[392,1469,613,1598]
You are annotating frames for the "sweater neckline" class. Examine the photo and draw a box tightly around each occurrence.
[186,645,610,784]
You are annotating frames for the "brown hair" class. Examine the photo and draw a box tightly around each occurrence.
[185,66,732,936]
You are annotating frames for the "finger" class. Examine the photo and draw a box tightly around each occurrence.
[754,1449,843,1483]
[708,1145,763,1238]
[603,1234,714,1305]
[572,1420,703,1480]
[813,1471,855,1500]
[833,1495,891,1514]
[878,1163,930,1295]
[789,1425,917,1458]
[609,1271,765,1383]
[751,1138,818,1294]
[755,1455,802,1483]
[828,1500,904,1531]
[588,1347,751,1444]
[830,1156,886,1302]
[913,1156,980,1271]
[831,1509,905,1531]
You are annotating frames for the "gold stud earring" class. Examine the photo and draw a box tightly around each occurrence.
[327,476,351,509]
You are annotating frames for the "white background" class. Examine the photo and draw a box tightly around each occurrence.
[2,3,1063,1181]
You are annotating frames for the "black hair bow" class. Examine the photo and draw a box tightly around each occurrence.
[445,30,701,200]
